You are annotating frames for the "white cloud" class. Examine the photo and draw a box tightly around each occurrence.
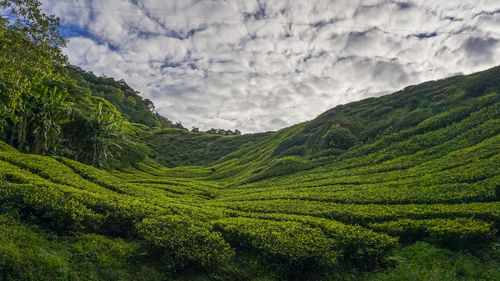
[41,0,500,132]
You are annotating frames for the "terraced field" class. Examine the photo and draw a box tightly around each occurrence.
[1,67,499,280]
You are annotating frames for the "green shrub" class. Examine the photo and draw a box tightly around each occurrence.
[369,218,496,248]
[213,217,339,272]
[321,126,357,150]
[0,141,16,153]
[68,234,145,280]
[137,215,234,270]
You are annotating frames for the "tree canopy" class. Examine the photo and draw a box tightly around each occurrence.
[0,0,66,114]
[0,0,146,168]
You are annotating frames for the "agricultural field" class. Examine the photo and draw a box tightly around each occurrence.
[0,66,499,280]
[1,0,499,279]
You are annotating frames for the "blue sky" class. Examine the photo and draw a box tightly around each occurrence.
[41,0,500,132]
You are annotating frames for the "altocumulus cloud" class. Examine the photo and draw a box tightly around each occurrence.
[41,0,500,132]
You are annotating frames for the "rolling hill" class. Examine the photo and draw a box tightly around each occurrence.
[0,65,499,280]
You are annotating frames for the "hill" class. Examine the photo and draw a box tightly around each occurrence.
[0,65,499,280]
[66,65,172,128]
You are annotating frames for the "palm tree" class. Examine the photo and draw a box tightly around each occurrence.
[87,99,125,167]
[30,83,69,155]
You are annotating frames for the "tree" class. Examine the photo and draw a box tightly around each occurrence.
[84,98,125,167]
[0,0,66,115]
[155,112,173,128]
[206,128,217,134]
[61,97,125,168]
[173,122,186,130]
[28,78,70,155]
[0,0,67,150]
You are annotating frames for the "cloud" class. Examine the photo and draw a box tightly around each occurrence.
[40,0,500,133]
[461,37,499,66]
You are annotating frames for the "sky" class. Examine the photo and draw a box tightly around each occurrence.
[40,0,500,133]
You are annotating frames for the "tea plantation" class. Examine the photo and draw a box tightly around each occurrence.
[1,66,499,280]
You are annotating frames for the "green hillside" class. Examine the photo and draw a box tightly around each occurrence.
[66,65,173,128]
[1,2,499,279]
[143,128,269,167]
[1,65,499,280]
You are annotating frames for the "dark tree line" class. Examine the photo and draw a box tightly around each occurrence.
[201,128,241,135]
[172,122,242,136]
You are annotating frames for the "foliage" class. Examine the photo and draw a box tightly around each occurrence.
[367,242,500,281]
[83,99,125,167]
[0,76,70,154]
[27,80,69,155]
[0,0,70,153]
[138,215,235,270]
[59,97,126,167]
[66,65,172,128]
[0,214,70,281]
[0,214,164,281]
[321,125,357,149]
[464,65,500,97]
[0,1,140,168]
[0,61,499,278]
[369,218,496,248]
[204,128,242,135]
[144,128,268,167]
[0,0,66,116]
[0,3,500,277]
[213,217,340,274]
[247,156,315,182]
